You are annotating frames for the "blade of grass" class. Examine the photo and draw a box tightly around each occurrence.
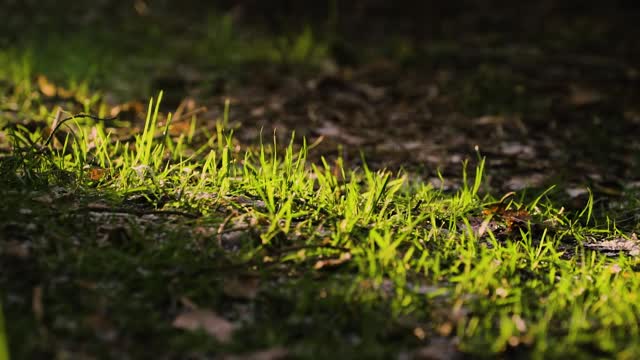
[0,301,9,360]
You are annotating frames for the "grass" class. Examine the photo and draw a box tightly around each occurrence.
[0,301,8,360]
[2,75,640,359]
[0,10,327,104]
[1,11,640,359]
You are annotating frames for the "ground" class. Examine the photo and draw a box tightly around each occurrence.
[1,2,640,359]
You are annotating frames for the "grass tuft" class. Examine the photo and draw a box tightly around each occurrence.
[2,83,640,358]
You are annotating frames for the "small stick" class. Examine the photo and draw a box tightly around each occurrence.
[44,112,118,148]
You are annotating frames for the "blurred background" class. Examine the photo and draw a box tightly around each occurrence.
[2,0,640,196]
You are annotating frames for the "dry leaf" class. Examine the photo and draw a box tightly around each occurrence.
[172,309,235,343]
[500,142,535,158]
[88,167,107,181]
[315,122,364,146]
[251,106,266,117]
[223,276,260,300]
[313,252,352,270]
[37,75,57,97]
[32,194,53,204]
[134,0,149,15]
[623,110,640,124]
[84,313,117,341]
[473,115,506,126]
[504,173,546,191]
[352,82,386,101]
[584,234,640,256]
[482,205,531,232]
[5,240,30,258]
[37,75,73,98]
[437,322,453,337]
[109,100,145,118]
[568,85,603,106]
[85,202,110,210]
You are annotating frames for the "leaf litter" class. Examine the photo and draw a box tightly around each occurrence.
[3,3,640,359]
[172,309,235,343]
[584,233,640,256]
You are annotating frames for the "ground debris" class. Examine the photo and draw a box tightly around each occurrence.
[223,276,260,300]
[584,233,640,256]
[411,337,461,360]
[172,309,235,343]
[313,252,352,270]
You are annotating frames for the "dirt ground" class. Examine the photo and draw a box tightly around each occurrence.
[3,2,640,358]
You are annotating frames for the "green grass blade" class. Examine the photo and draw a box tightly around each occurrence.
[0,301,9,360]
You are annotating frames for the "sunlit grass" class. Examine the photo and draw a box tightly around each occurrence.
[2,76,640,358]
[0,301,8,360]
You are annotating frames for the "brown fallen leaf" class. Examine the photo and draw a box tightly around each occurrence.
[37,75,74,98]
[568,85,603,106]
[222,347,289,360]
[109,100,145,118]
[223,276,260,300]
[37,75,57,97]
[623,110,640,124]
[88,167,108,181]
[503,173,546,191]
[500,142,535,158]
[84,313,117,342]
[473,115,506,126]
[172,309,235,343]
[134,0,149,15]
[32,193,54,204]
[437,322,453,337]
[313,252,352,270]
[482,204,531,233]
[250,106,266,117]
[462,216,500,238]
[168,107,206,135]
[352,81,386,101]
[315,122,364,146]
[5,240,30,259]
[584,233,640,256]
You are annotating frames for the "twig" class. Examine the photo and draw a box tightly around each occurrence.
[44,112,118,148]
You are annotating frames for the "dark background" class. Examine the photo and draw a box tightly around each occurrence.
[4,0,640,57]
